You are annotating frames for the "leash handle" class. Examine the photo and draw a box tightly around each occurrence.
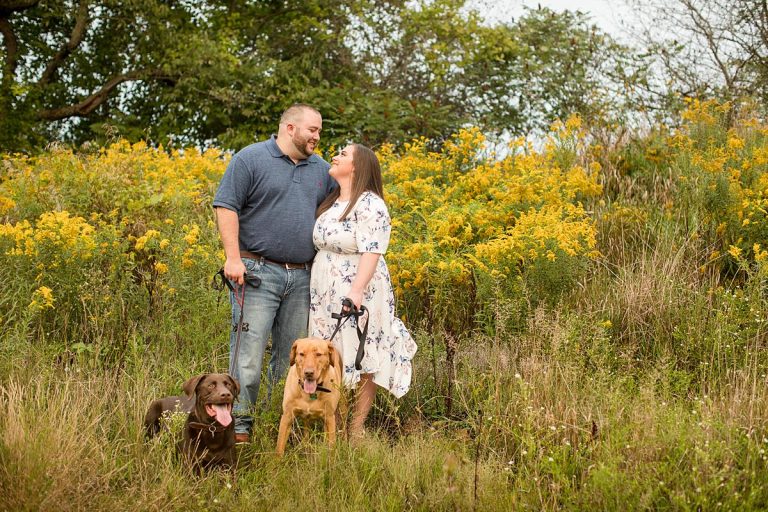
[332,297,365,319]
[328,298,369,371]
[213,268,262,294]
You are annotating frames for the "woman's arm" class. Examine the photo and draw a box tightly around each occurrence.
[346,252,380,309]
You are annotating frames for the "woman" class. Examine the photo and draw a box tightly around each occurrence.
[308,143,417,438]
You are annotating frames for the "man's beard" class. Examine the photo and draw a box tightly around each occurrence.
[292,132,315,157]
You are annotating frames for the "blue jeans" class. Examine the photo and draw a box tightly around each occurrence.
[228,257,310,435]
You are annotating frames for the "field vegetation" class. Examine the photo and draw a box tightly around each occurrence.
[2,100,768,510]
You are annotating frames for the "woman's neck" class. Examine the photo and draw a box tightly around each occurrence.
[338,183,352,201]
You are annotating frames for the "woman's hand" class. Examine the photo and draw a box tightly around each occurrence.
[346,288,364,310]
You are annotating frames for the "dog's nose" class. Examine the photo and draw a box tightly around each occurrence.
[303,368,315,379]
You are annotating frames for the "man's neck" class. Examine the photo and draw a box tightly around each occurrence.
[275,136,303,164]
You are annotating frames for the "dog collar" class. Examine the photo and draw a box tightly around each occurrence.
[298,379,333,395]
[187,420,230,437]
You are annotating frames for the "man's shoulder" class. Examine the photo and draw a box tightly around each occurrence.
[227,140,277,173]
[233,140,272,159]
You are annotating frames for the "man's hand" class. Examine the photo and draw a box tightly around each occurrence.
[224,258,246,286]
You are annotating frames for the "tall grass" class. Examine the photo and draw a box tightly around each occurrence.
[3,277,768,511]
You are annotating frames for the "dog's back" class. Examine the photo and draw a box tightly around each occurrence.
[144,395,194,437]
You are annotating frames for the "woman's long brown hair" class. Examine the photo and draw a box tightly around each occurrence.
[316,144,385,220]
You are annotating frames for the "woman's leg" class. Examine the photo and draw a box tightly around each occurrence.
[348,373,376,438]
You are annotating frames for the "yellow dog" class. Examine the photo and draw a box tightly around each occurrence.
[277,337,343,455]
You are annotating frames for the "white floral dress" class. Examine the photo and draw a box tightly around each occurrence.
[309,191,417,398]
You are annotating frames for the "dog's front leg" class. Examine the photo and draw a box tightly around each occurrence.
[325,409,337,447]
[276,411,294,456]
[336,388,350,437]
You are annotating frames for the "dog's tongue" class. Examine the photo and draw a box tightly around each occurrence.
[206,404,232,426]
[303,379,317,394]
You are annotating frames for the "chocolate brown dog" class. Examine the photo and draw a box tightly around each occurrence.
[144,373,239,468]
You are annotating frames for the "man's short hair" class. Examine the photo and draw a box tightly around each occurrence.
[280,103,321,126]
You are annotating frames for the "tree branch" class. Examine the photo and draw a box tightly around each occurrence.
[36,69,163,120]
[679,0,733,90]
[758,0,768,50]
[0,15,18,80]
[37,0,89,87]
[0,0,35,82]
[0,0,39,16]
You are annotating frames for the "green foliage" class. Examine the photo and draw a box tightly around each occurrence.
[0,1,637,152]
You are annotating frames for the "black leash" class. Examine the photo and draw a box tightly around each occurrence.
[329,297,369,371]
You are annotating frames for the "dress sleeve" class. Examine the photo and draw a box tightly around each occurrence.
[354,192,390,254]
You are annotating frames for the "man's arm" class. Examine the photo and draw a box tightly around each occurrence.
[215,206,246,285]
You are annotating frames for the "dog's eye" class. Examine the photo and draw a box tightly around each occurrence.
[298,352,305,357]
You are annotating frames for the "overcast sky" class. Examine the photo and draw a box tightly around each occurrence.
[473,0,632,40]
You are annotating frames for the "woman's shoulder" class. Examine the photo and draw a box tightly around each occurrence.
[353,191,389,223]
[358,191,386,210]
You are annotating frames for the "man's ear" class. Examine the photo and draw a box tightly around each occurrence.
[181,374,207,398]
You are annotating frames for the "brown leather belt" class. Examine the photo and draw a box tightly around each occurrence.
[240,251,311,270]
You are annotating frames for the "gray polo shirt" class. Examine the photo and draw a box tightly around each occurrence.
[213,136,335,264]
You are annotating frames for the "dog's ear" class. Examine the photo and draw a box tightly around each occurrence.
[289,340,298,366]
[327,341,338,367]
[181,374,207,398]
[227,374,240,397]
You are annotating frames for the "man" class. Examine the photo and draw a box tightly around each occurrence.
[213,104,336,444]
